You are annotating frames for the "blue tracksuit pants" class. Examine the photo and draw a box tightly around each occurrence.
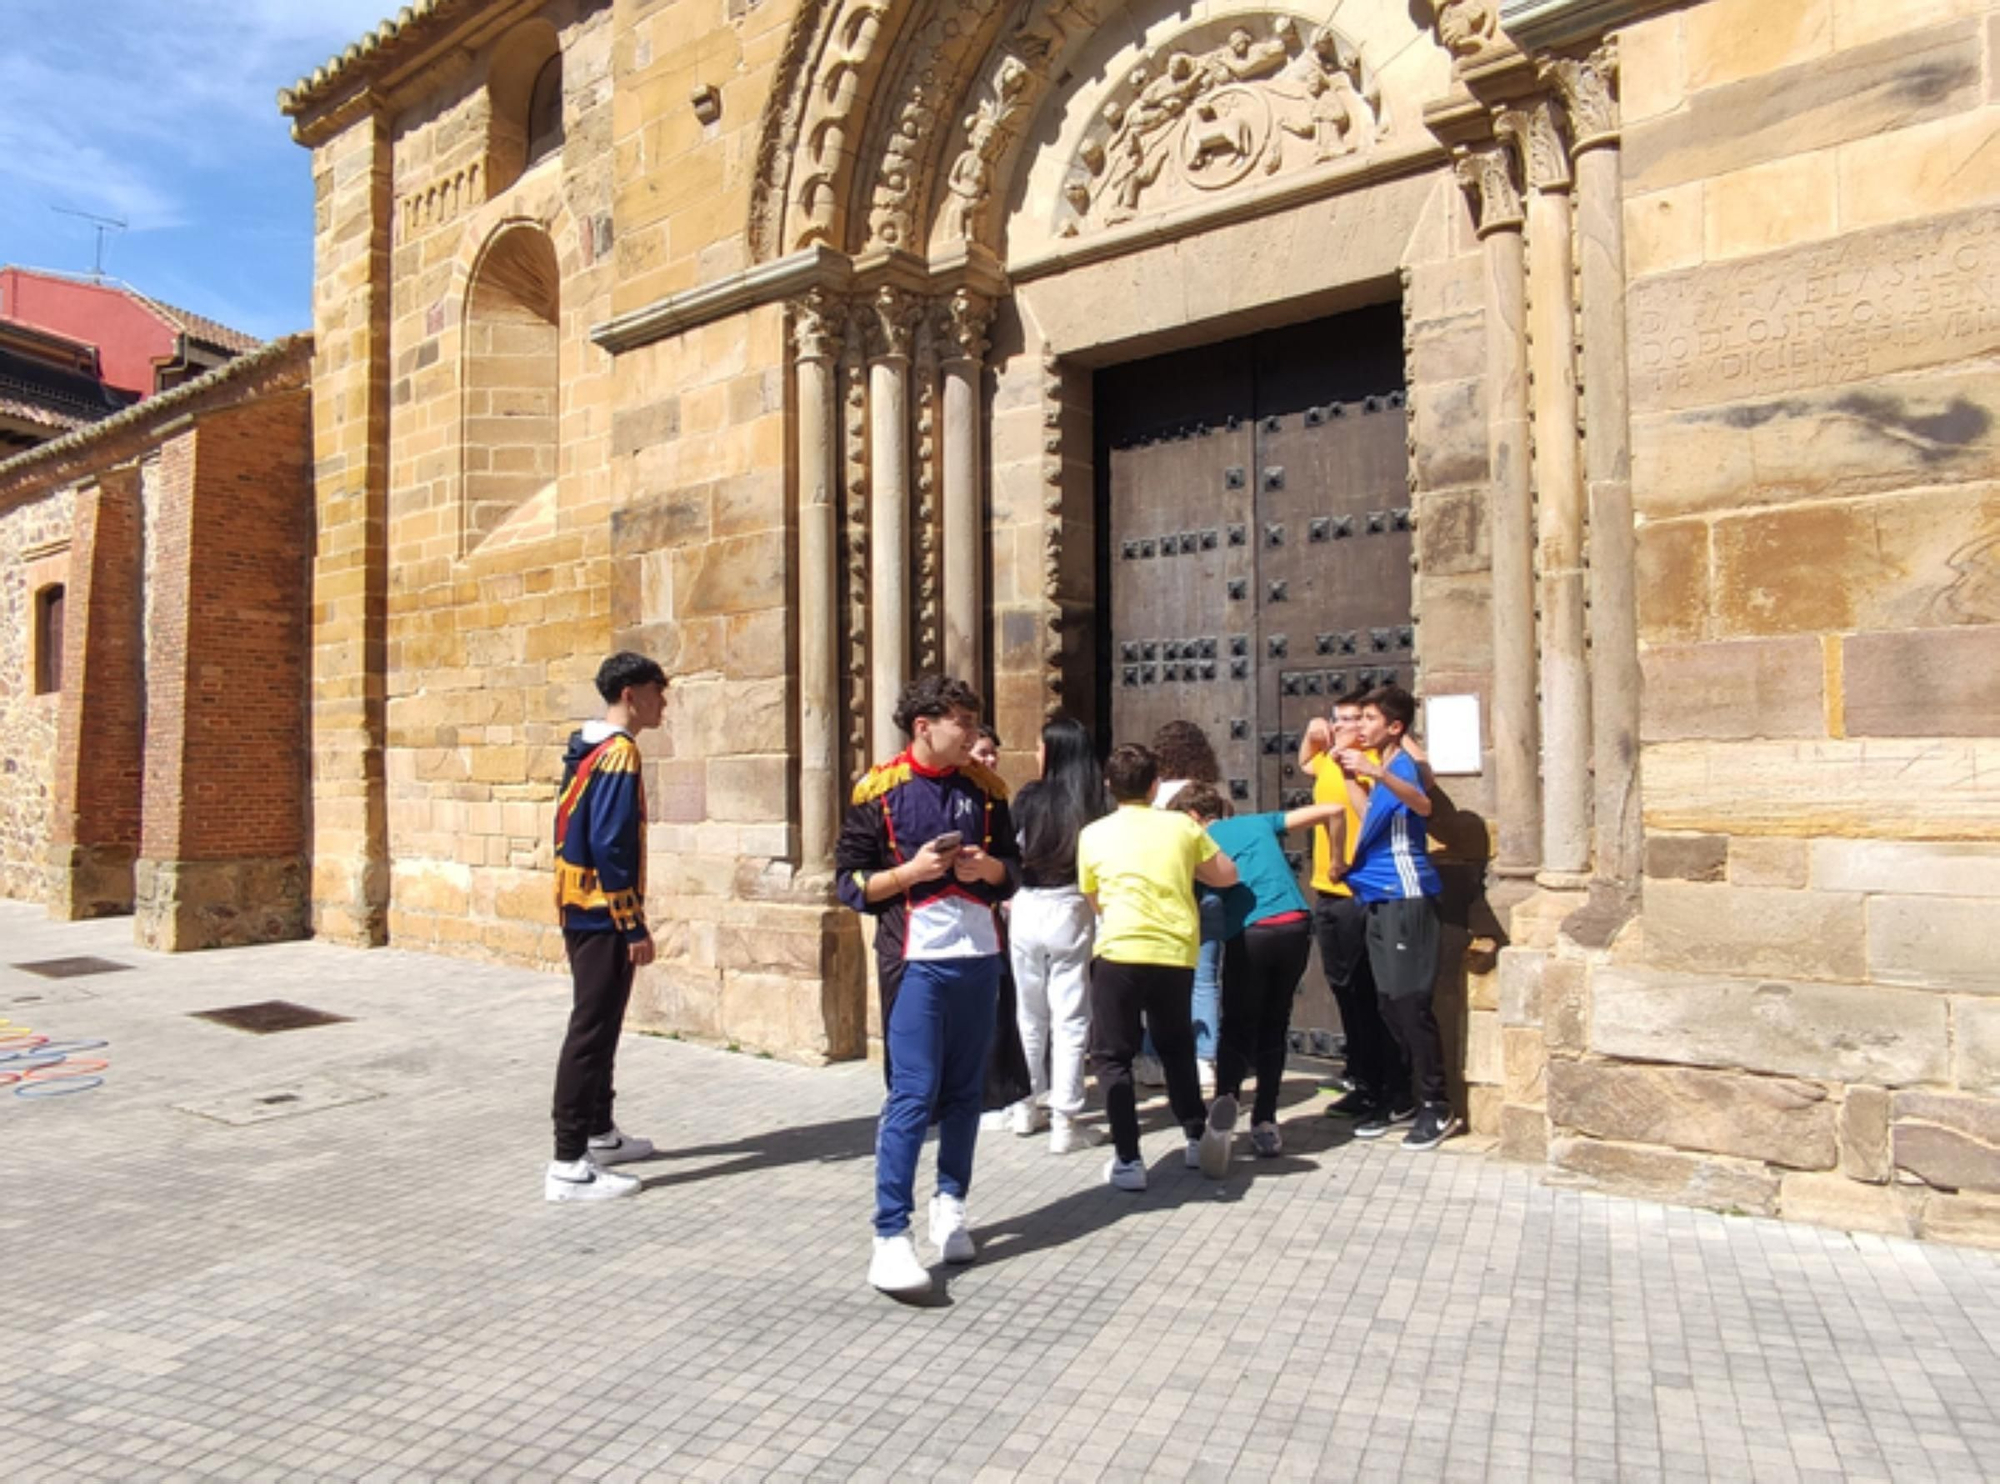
[874,954,1001,1238]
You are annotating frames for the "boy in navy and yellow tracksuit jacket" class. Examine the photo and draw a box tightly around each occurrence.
[545,652,668,1202]
[836,675,1018,1291]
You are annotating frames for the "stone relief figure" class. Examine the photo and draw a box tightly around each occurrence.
[1065,17,1380,234]
[1434,0,1501,62]
[943,55,1033,239]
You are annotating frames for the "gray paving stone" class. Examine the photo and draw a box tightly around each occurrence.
[3,900,1999,1481]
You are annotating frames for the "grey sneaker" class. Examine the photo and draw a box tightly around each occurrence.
[1199,1094,1237,1178]
[1251,1121,1283,1158]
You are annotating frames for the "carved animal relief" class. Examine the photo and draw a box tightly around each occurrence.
[1058,19,1381,237]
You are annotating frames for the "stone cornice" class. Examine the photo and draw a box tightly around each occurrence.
[590,242,1012,357]
[1499,0,1683,52]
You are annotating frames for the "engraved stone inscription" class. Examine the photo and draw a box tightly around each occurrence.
[1630,208,2000,414]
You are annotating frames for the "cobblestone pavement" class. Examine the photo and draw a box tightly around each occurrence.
[4,902,1999,1483]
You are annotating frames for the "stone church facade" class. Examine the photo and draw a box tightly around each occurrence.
[278,0,2000,1245]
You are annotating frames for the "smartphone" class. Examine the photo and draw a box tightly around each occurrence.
[932,831,964,852]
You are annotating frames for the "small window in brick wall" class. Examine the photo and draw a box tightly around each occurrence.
[34,583,64,694]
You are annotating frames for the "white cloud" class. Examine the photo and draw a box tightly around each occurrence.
[0,0,401,231]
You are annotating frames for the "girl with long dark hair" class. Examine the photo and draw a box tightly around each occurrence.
[1006,714,1113,1154]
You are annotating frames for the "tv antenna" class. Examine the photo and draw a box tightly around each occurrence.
[50,207,128,281]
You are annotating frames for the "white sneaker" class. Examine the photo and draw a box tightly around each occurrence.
[1008,1099,1047,1137]
[928,1193,976,1264]
[1049,1113,1100,1155]
[1199,1094,1237,1179]
[869,1232,932,1293]
[979,1108,1010,1131]
[1185,1137,1203,1169]
[1104,1156,1147,1191]
[1251,1121,1283,1158]
[1134,1053,1166,1088]
[587,1125,655,1165]
[1198,1058,1217,1095]
[544,1156,640,1203]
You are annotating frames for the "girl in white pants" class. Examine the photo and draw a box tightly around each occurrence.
[1007,714,1111,1154]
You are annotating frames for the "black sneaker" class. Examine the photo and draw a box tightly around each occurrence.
[1387,1099,1419,1125]
[1350,1105,1394,1140]
[1402,1104,1464,1150]
[1317,1070,1355,1095]
[1325,1088,1376,1118]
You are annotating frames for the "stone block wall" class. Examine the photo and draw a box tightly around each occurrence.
[0,487,73,900]
[369,2,619,972]
[1518,0,2000,1248]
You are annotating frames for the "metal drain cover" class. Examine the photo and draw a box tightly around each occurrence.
[12,956,132,979]
[191,1001,351,1035]
[175,1075,383,1126]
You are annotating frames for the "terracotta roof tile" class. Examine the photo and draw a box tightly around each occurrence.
[278,1,488,120]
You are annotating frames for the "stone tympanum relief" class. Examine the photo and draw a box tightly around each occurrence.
[1055,17,1382,237]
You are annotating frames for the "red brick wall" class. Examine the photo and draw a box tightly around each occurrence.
[51,466,144,861]
[141,388,312,863]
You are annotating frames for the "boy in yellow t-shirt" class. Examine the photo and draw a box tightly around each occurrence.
[1299,700,1412,1133]
[1077,744,1240,1191]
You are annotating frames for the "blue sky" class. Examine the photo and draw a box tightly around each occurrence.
[0,1,400,341]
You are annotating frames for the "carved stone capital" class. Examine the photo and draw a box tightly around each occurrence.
[940,289,994,365]
[790,288,847,363]
[1494,96,1571,193]
[1540,41,1620,155]
[1454,142,1525,237]
[864,285,921,362]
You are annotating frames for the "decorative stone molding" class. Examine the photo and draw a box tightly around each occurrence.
[1038,351,1066,713]
[1539,41,1619,155]
[914,314,942,673]
[1059,18,1382,238]
[839,322,870,776]
[1453,143,1525,237]
[400,161,484,239]
[1435,0,1504,62]
[1500,0,1678,52]
[1494,97,1570,193]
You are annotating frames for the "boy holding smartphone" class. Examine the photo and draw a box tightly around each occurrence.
[837,675,1019,1294]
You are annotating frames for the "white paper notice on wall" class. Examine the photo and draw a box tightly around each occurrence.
[1423,694,1482,775]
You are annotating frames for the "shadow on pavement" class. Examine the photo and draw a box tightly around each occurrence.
[635,1114,878,1191]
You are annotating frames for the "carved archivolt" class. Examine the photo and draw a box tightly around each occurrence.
[753,1,1410,263]
[1056,17,1382,238]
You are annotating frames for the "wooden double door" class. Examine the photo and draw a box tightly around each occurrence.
[1095,301,1414,1050]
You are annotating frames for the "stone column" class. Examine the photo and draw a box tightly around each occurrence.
[1547,44,1642,900]
[1501,97,1591,881]
[307,106,393,945]
[865,286,919,756]
[792,290,845,874]
[940,289,993,686]
[1456,141,1540,882]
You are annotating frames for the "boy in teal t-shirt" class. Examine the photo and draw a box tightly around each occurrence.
[1176,786,1346,1160]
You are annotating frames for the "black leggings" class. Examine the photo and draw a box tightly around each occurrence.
[1089,959,1207,1163]
[1217,919,1313,1126]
